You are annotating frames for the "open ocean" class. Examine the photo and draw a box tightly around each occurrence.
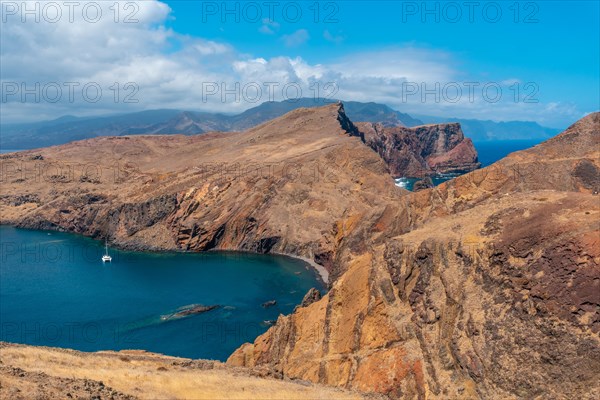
[395,139,545,190]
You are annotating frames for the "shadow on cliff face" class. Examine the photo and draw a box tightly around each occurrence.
[227,112,600,399]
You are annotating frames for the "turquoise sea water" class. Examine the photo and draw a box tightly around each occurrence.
[395,139,544,190]
[474,139,543,167]
[0,226,324,360]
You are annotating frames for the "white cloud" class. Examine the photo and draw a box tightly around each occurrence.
[0,1,585,128]
[323,30,344,44]
[259,25,274,35]
[331,47,456,83]
[259,18,279,35]
[191,41,231,56]
[500,78,522,86]
[281,29,309,47]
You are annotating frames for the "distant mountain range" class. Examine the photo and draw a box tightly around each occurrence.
[0,98,561,149]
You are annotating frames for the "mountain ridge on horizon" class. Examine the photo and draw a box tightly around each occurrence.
[1,104,598,399]
[1,98,563,150]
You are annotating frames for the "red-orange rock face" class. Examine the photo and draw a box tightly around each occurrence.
[228,112,600,399]
[356,122,481,177]
[1,106,598,399]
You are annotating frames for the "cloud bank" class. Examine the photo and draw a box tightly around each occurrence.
[0,0,584,127]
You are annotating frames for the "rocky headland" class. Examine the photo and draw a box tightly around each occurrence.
[356,122,481,177]
[228,111,600,399]
[0,104,598,399]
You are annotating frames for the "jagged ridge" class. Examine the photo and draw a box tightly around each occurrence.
[1,107,597,399]
[227,112,600,399]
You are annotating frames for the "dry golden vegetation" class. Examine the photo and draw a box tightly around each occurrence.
[0,342,368,399]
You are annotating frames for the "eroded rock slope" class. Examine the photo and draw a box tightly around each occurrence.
[356,122,480,177]
[1,106,598,399]
[228,112,600,399]
[0,104,401,280]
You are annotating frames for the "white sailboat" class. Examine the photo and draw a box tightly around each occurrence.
[102,237,112,262]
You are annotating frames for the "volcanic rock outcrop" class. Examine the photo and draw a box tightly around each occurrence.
[228,112,600,399]
[356,122,481,177]
[0,103,401,282]
[0,105,598,399]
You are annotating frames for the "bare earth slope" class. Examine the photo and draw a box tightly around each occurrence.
[228,112,600,399]
[0,103,402,281]
[0,107,598,399]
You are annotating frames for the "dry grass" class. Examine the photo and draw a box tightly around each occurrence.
[0,343,365,399]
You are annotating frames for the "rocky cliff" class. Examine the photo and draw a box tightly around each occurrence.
[356,122,480,177]
[228,112,600,399]
[0,103,401,281]
[1,106,598,399]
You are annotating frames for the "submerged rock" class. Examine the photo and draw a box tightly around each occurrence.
[261,300,277,308]
[175,305,219,317]
[161,305,219,321]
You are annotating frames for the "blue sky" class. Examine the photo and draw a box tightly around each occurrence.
[2,1,598,127]
[163,0,599,127]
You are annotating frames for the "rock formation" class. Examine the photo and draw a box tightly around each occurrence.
[262,300,277,308]
[299,288,322,308]
[228,112,600,399]
[411,177,434,191]
[356,122,480,177]
[1,105,598,399]
[0,104,401,282]
[161,305,219,321]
